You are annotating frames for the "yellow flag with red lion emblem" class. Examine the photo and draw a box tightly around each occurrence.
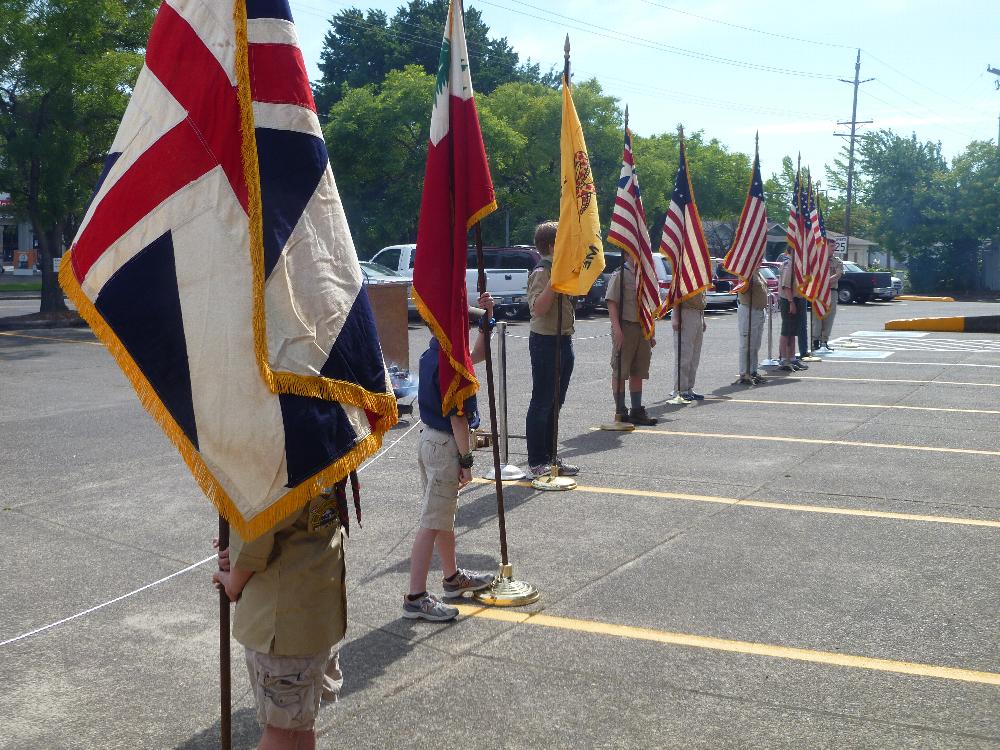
[551,72,604,295]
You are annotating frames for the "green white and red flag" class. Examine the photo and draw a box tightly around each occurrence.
[412,0,497,416]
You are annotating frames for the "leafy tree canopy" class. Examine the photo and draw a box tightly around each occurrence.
[0,0,156,311]
[313,0,554,117]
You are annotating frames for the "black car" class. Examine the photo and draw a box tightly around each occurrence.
[577,251,624,316]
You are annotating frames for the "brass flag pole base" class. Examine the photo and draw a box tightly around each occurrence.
[599,413,634,432]
[666,392,691,405]
[531,464,577,491]
[839,338,860,349]
[481,463,526,481]
[801,353,822,362]
[474,563,540,607]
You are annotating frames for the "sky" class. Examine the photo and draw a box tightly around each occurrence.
[286,0,999,189]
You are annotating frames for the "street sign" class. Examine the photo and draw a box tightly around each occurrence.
[834,236,847,254]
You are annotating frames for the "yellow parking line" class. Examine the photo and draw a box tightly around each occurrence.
[475,479,1000,529]
[728,398,1000,416]
[0,331,100,346]
[622,428,1000,458]
[794,375,1000,388]
[454,604,1000,686]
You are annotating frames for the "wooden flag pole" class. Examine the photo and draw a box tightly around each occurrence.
[473,223,540,606]
[745,135,759,382]
[218,515,231,750]
[534,34,577,491]
[600,106,634,433]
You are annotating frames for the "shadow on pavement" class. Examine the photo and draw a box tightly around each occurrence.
[175,708,259,750]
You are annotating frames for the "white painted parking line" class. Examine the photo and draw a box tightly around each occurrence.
[849,330,929,338]
[821,359,1000,370]
[830,336,1000,354]
[813,350,893,359]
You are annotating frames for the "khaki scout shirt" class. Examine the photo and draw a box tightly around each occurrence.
[604,264,638,323]
[231,494,347,656]
[779,259,805,300]
[528,259,575,335]
[680,290,707,311]
[829,256,844,289]
[738,273,768,309]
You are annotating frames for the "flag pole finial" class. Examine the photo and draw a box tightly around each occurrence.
[624,104,629,129]
[563,35,571,82]
[754,130,759,153]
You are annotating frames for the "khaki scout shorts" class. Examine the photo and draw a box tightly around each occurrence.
[417,427,460,531]
[245,645,341,731]
[610,321,651,379]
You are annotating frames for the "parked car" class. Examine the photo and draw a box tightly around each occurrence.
[578,251,673,316]
[358,261,416,313]
[707,259,738,309]
[578,251,624,315]
[757,265,779,295]
[874,275,903,301]
[838,261,893,304]
[369,243,531,317]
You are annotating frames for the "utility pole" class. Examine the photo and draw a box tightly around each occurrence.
[834,49,873,263]
[988,65,1000,145]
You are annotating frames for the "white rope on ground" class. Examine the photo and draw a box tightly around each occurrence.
[0,556,216,648]
[1,419,424,649]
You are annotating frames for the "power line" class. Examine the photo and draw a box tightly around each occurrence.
[290,0,839,123]
[469,0,838,80]
[633,0,854,50]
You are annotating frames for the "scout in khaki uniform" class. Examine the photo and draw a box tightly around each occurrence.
[778,257,807,371]
[811,247,844,350]
[606,260,657,425]
[213,493,349,749]
[525,220,579,478]
[672,290,707,400]
[737,270,768,384]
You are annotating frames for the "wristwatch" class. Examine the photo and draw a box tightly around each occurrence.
[458,451,475,469]
[479,316,496,332]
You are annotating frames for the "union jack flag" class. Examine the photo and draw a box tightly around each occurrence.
[60,0,398,540]
[606,125,659,337]
[658,135,711,310]
[722,144,768,286]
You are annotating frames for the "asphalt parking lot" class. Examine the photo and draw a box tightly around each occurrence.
[1,298,998,749]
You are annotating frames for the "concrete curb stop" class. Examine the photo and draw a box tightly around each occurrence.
[885,315,1000,333]
[0,316,87,332]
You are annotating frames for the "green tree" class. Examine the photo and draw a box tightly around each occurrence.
[0,0,155,312]
[313,0,542,117]
[857,130,953,288]
[323,66,436,254]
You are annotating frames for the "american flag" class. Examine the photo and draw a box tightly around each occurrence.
[804,192,833,316]
[722,146,768,284]
[60,0,397,541]
[786,170,809,291]
[658,136,711,310]
[606,125,659,337]
[804,176,822,283]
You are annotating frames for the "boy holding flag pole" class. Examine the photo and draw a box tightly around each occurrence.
[602,106,660,429]
[530,35,605,491]
[659,127,712,405]
[722,134,769,386]
[411,0,537,608]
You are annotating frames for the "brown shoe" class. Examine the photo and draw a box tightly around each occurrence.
[627,406,658,426]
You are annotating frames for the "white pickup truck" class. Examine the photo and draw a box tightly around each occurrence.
[370,243,532,317]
